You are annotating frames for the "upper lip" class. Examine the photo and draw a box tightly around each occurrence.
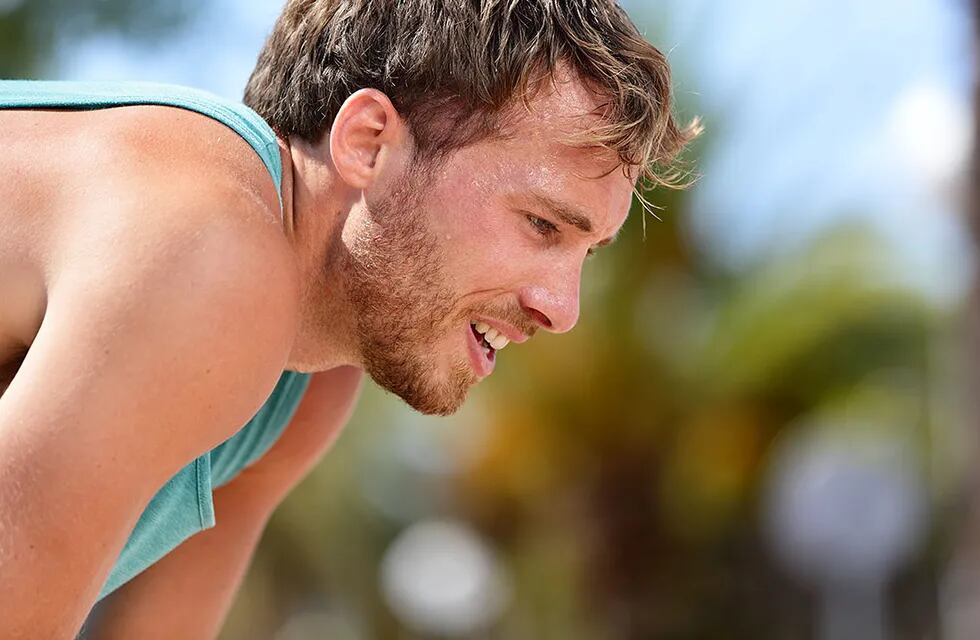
[473,317,530,344]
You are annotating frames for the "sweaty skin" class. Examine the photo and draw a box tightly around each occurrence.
[0,75,635,639]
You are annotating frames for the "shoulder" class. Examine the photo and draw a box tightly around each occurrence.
[45,109,302,445]
[58,100,296,304]
[41,194,300,459]
[55,133,299,321]
[87,98,283,223]
[44,98,301,397]
[53,179,300,360]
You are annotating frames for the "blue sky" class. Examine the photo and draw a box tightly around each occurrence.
[56,0,975,305]
[641,0,974,302]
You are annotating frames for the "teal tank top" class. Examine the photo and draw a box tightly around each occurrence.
[0,81,312,600]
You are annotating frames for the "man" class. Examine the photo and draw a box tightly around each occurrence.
[0,1,696,637]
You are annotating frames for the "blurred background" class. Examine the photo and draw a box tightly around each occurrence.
[3,0,977,638]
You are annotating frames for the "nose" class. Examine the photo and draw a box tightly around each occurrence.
[518,263,582,334]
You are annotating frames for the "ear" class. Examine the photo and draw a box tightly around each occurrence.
[329,89,406,190]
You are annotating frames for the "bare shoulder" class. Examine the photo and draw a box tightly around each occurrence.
[0,104,300,630]
[102,102,283,222]
[37,105,302,454]
[54,102,298,324]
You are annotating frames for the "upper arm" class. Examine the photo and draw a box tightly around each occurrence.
[0,202,295,637]
[78,369,364,640]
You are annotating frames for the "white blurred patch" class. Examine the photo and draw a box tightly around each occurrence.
[380,520,511,637]
[763,428,927,586]
[884,82,972,192]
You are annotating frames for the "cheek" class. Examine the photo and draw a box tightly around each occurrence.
[429,203,506,277]
[425,174,535,289]
[448,212,536,288]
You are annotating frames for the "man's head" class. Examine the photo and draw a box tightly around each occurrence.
[245,0,698,415]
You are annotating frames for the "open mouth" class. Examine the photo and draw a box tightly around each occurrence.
[466,321,512,377]
[471,323,496,360]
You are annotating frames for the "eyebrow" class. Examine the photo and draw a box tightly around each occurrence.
[528,191,620,247]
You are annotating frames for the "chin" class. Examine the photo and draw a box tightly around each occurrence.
[402,391,470,416]
[382,373,473,416]
[366,355,474,417]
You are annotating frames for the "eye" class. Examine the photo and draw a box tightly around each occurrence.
[526,214,558,237]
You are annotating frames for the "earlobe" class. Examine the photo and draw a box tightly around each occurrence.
[329,89,403,190]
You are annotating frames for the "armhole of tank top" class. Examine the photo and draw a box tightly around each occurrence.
[196,452,216,529]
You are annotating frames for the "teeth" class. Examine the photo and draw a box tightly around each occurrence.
[471,322,511,351]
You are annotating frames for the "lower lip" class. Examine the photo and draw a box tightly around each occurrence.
[465,324,495,378]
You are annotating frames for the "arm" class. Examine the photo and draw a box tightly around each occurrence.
[0,217,295,639]
[84,367,364,640]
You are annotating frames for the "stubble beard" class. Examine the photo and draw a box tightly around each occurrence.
[341,172,477,416]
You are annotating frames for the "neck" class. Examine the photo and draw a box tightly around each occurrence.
[277,136,362,372]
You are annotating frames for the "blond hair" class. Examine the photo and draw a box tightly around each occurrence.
[244,0,699,188]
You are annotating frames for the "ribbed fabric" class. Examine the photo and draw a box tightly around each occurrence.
[0,81,311,600]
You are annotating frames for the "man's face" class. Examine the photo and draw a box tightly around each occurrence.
[341,81,635,415]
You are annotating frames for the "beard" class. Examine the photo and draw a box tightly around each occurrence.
[339,165,477,416]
